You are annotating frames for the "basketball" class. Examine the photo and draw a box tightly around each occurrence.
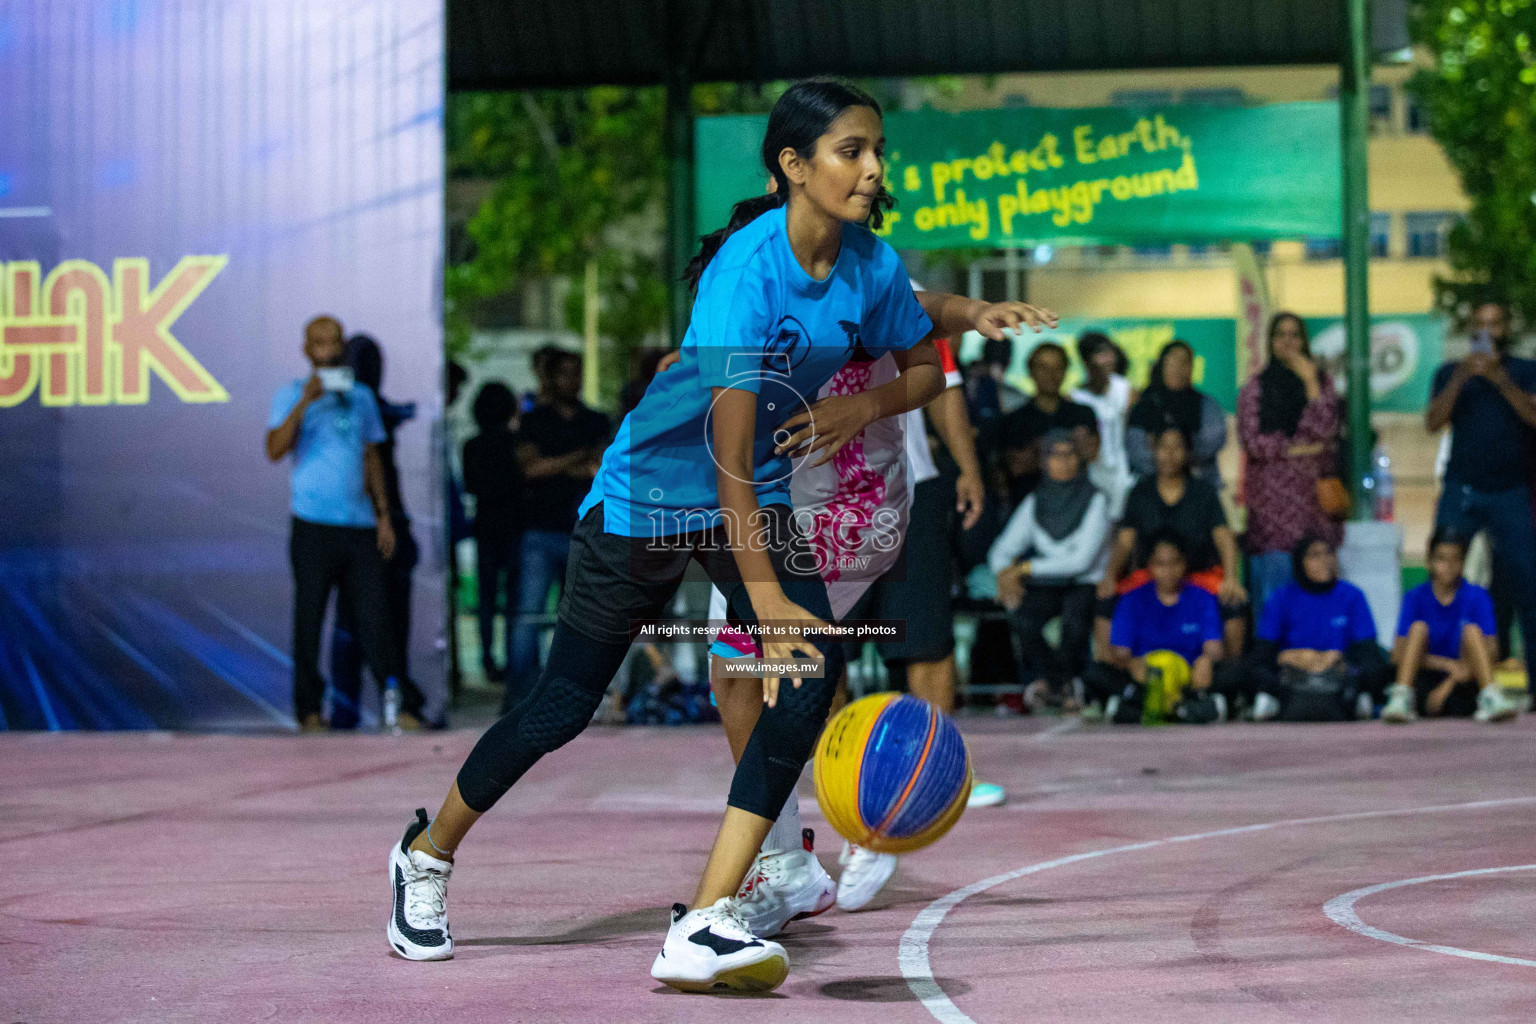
[813,693,972,854]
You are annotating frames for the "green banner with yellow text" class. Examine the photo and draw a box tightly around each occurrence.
[696,103,1341,247]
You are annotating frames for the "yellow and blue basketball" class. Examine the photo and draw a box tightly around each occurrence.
[813,693,972,854]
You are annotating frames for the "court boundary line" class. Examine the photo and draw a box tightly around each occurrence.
[1323,864,1536,967]
[899,795,1536,1024]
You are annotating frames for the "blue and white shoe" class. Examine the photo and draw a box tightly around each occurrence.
[386,809,453,961]
[650,898,788,993]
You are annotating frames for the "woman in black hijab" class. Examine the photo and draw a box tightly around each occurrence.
[1237,313,1343,612]
[1126,340,1229,487]
[1219,533,1389,721]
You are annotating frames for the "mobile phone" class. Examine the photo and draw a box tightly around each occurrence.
[1470,330,1494,355]
[317,366,355,392]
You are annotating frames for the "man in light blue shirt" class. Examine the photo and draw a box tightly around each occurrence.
[266,315,415,731]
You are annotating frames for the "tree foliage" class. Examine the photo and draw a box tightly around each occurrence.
[445,87,669,363]
[1409,0,1536,324]
[444,77,969,381]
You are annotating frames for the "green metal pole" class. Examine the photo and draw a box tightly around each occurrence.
[1341,0,1373,515]
[665,71,695,349]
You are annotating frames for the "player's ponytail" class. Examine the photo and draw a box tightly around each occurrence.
[684,78,895,293]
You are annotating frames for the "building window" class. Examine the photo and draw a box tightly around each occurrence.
[1181,87,1248,106]
[1110,89,1175,108]
[1325,84,1395,131]
[1132,242,1173,261]
[1001,91,1031,108]
[1370,85,1393,129]
[1370,212,1392,258]
[1306,237,1343,260]
[1406,94,1431,134]
[1248,240,1273,258]
[1405,212,1458,258]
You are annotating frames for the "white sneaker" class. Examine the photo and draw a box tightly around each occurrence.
[1474,685,1522,723]
[1211,692,1229,723]
[1253,691,1282,722]
[734,829,836,938]
[836,841,897,912]
[650,898,789,993]
[967,781,1007,808]
[1381,684,1418,724]
[387,809,453,961]
[1355,691,1375,720]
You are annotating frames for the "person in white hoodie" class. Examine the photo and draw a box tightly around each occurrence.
[989,430,1112,705]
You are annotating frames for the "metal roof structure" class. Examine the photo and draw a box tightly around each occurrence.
[448,0,1408,91]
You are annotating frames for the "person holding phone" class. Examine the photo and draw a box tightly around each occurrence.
[265,315,407,732]
[1424,300,1536,718]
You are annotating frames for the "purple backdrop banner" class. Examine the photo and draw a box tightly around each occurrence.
[0,1,447,729]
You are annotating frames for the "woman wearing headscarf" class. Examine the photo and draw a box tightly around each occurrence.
[989,430,1111,706]
[1126,340,1228,488]
[1237,312,1343,611]
[1220,533,1387,721]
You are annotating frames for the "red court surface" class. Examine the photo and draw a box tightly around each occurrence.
[5,717,1536,1023]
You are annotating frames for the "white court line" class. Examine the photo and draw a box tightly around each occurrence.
[899,795,1536,1024]
[1323,864,1536,967]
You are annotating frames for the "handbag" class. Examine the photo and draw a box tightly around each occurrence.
[1277,665,1355,722]
[1316,476,1352,520]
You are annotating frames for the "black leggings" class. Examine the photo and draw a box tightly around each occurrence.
[1216,644,1392,704]
[1008,583,1094,688]
[455,504,845,820]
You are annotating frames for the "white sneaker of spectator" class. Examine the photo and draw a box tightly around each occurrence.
[1381,684,1417,724]
[1253,692,1282,722]
[1474,685,1522,723]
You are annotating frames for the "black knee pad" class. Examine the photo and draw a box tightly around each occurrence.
[456,623,629,813]
[517,675,606,753]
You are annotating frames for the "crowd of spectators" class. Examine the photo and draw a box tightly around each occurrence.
[967,302,1530,726]
[270,295,1534,732]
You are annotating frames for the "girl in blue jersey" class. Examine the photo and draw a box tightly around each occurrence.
[1236,533,1389,721]
[382,79,1056,993]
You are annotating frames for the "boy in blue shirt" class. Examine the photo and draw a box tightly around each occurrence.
[1084,527,1226,720]
[266,316,412,732]
[1383,531,1520,722]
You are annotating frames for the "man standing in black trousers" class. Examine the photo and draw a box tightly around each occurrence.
[503,350,611,711]
[327,333,431,729]
[265,316,416,731]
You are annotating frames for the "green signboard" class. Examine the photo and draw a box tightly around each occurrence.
[1304,314,1444,414]
[696,103,1341,248]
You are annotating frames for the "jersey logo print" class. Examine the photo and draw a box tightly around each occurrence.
[765,315,811,374]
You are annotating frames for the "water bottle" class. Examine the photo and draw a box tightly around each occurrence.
[1371,444,1394,522]
[382,676,401,733]
[1141,666,1166,726]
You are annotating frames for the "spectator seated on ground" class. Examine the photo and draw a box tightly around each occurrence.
[1220,534,1389,722]
[988,429,1111,711]
[1097,425,1248,660]
[1382,531,1523,724]
[1083,528,1226,723]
